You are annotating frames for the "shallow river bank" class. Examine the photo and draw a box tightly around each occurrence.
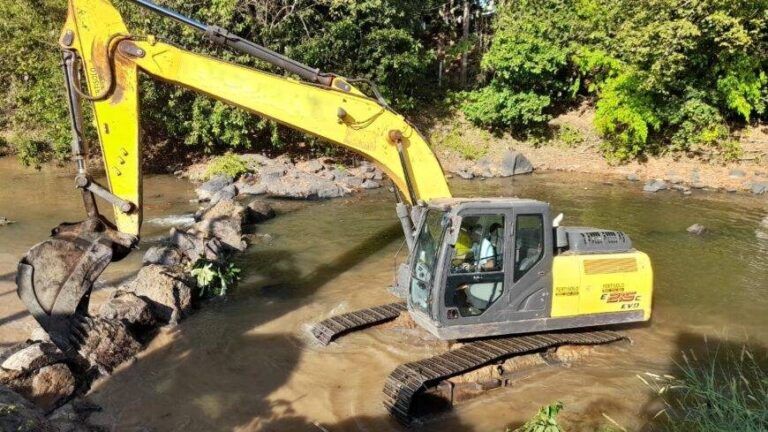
[0,157,766,431]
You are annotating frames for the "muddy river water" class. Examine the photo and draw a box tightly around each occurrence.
[0,156,766,431]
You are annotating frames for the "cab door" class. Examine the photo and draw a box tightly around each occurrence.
[506,206,552,320]
[441,211,511,324]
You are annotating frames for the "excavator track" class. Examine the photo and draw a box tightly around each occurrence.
[382,330,625,425]
[311,302,407,345]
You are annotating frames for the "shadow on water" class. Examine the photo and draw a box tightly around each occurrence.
[84,220,468,431]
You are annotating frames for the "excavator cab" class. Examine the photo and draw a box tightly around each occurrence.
[405,199,653,341]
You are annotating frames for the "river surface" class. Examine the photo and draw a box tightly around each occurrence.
[0,156,766,431]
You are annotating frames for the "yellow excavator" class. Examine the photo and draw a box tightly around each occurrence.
[17,0,653,425]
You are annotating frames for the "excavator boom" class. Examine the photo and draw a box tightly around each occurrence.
[18,0,451,354]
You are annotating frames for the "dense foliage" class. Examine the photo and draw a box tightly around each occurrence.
[463,0,767,160]
[1,0,765,164]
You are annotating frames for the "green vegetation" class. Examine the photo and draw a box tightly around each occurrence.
[554,125,585,148]
[1,0,765,164]
[431,125,489,160]
[204,153,249,180]
[640,344,768,431]
[463,0,767,160]
[509,401,565,432]
[189,258,241,298]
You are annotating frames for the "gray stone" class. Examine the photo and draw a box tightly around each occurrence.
[456,170,474,180]
[295,159,325,173]
[240,153,273,169]
[246,200,276,224]
[343,176,364,189]
[372,170,383,181]
[194,200,247,251]
[169,228,225,263]
[0,385,56,431]
[499,150,534,177]
[626,173,640,182]
[667,176,683,185]
[643,180,667,192]
[671,184,691,192]
[77,318,141,374]
[361,179,380,189]
[691,182,707,189]
[208,184,237,205]
[237,181,267,196]
[142,246,182,266]
[360,162,376,173]
[751,182,768,195]
[729,169,746,178]
[195,175,233,201]
[687,223,707,235]
[0,342,64,372]
[244,233,274,245]
[316,181,346,198]
[259,165,287,180]
[122,265,193,324]
[98,291,156,329]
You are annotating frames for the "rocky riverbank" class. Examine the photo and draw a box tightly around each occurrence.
[0,191,274,430]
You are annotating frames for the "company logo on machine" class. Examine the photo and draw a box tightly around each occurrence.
[600,282,641,309]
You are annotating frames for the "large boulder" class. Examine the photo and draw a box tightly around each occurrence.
[208,184,238,205]
[122,265,193,324]
[499,150,534,176]
[77,318,141,374]
[28,364,76,412]
[264,172,345,199]
[142,245,182,266]
[0,342,65,373]
[98,291,156,330]
[195,175,233,201]
[246,200,276,224]
[0,385,57,431]
[194,200,247,251]
[169,228,225,263]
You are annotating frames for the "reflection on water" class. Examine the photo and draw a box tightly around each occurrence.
[0,157,766,431]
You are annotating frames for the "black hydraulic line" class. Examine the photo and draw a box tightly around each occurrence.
[125,0,334,86]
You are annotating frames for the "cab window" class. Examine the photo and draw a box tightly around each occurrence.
[514,214,544,280]
[410,210,446,314]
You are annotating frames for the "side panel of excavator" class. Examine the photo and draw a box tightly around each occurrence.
[551,252,653,320]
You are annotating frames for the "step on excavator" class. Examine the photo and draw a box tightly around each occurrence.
[16,0,653,425]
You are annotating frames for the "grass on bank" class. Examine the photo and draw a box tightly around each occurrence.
[204,153,249,180]
[639,343,767,432]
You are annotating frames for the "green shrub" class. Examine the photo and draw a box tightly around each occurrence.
[640,344,768,432]
[555,125,585,148]
[432,125,488,160]
[204,153,249,180]
[189,258,241,298]
[508,401,565,432]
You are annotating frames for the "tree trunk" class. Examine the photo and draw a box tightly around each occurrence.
[460,0,470,88]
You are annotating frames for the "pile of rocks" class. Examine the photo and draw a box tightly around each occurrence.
[0,190,274,429]
[636,168,768,196]
[192,154,385,201]
[448,149,534,180]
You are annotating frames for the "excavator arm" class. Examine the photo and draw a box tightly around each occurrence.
[18,0,450,354]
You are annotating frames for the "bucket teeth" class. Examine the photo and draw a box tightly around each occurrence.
[16,218,136,356]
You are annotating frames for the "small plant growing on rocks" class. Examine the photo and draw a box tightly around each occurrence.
[509,401,565,432]
[204,153,249,180]
[189,258,241,298]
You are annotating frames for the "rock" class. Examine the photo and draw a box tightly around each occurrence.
[169,228,225,263]
[244,233,273,245]
[194,199,247,251]
[47,399,101,432]
[691,182,707,189]
[0,385,56,431]
[265,173,345,199]
[237,181,267,196]
[361,179,380,189]
[259,165,287,180]
[239,153,273,170]
[122,265,193,324]
[683,190,692,196]
[295,159,325,173]
[142,245,182,266]
[626,173,640,182]
[456,170,474,180]
[208,184,237,205]
[78,318,141,374]
[729,169,746,178]
[343,176,364,189]
[360,162,376,173]
[30,327,51,343]
[643,180,667,192]
[98,291,156,329]
[195,175,233,201]
[0,342,64,372]
[499,150,534,177]
[751,182,768,195]
[28,364,76,412]
[0,216,15,226]
[687,224,707,235]
[667,176,683,185]
[760,216,768,229]
[246,200,276,224]
[671,184,691,192]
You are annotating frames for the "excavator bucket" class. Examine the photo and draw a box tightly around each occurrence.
[16,218,136,356]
